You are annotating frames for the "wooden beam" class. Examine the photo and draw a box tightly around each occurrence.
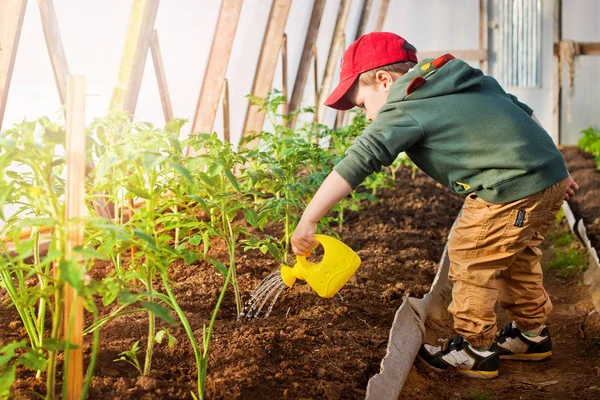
[191,0,242,135]
[37,0,69,107]
[553,41,600,56]
[111,0,159,114]
[242,0,292,145]
[317,0,351,123]
[0,0,27,132]
[64,74,86,400]
[418,49,488,61]
[288,0,326,128]
[374,0,389,32]
[355,0,373,40]
[479,0,488,73]
[149,30,173,123]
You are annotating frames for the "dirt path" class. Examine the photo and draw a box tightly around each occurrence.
[400,217,600,400]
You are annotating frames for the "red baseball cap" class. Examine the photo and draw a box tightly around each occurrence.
[324,32,418,110]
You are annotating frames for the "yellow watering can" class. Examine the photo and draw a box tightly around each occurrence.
[280,235,361,298]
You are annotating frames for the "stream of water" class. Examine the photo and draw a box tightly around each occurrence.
[238,270,288,321]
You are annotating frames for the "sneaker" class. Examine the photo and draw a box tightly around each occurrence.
[417,335,499,379]
[492,321,552,361]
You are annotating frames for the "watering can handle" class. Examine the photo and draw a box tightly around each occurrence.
[295,235,323,268]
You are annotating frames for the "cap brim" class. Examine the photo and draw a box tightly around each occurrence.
[323,74,359,111]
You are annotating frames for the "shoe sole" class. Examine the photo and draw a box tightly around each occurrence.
[416,355,499,379]
[499,350,552,361]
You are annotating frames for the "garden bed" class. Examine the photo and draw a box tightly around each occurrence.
[1,166,463,399]
[561,146,600,254]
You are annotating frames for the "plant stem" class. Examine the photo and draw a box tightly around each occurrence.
[81,300,100,400]
[46,278,62,400]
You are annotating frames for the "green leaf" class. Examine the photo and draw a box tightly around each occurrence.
[243,209,259,227]
[0,341,25,366]
[172,163,194,186]
[117,290,140,305]
[42,339,78,352]
[207,162,224,176]
[224,169,240,192]
[73,246,109,260]
[125,185,152,200]
[206,258,228,276]
[264,242,282,261]
[59,260,83,290]
[133,230,157,249]
[140,301,175,325]
[19,350,47,371]
[0,364,16,396]
[188,234,202,246]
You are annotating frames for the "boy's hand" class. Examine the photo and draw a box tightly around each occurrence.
[564,174,579,200]
[291,219,319,256]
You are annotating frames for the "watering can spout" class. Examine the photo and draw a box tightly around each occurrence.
[279,235,361,298]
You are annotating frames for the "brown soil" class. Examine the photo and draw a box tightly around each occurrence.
[561,146,600,254]
[400,206,600,398]
[2,166,465,399]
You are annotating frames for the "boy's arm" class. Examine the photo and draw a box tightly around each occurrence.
[531,112,579,200]
[291,170,352,256]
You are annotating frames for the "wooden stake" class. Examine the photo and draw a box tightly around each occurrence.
[479,0,488,73]
[191,0,242,136]
[0,0,27,132]
[287,0,326,128]
[222,78,230,143]
[552,0,563,144]
[111,0,159,114]
[64,74,86,400]
[374,0,390,32]
[355,0,373,40]
[281,33,289,118]
[313,45,319,126]
[37,0,70,107]
[317,0,351,123]
[241,0,292,147]
[149,30,173,123]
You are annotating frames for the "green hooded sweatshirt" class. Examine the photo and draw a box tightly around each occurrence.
[333,57,568,204]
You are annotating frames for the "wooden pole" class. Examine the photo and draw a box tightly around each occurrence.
[281,33,289,118]
[241,0,292,147]
[287,0,326,128]
[478,0,488,73]
[191,0,242,136]
[374,0,390,32]
[222,79,230,143]
[149,30,173,123]
[552,0,563,144]
[355,0,373,40]
[317,0,351,123]
[313,44,319,126]
[37,0,70,107]
[111,0,159,114]
[0,0,27,132]
[64,74,86,400]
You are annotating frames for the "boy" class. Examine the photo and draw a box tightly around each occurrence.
[290,32,578,379]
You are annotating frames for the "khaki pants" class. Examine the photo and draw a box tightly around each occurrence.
[447,178,567,348]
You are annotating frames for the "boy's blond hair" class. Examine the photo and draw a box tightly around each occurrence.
[358,41,418,85]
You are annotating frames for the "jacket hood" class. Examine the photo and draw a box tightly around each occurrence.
[387,55,485,103]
